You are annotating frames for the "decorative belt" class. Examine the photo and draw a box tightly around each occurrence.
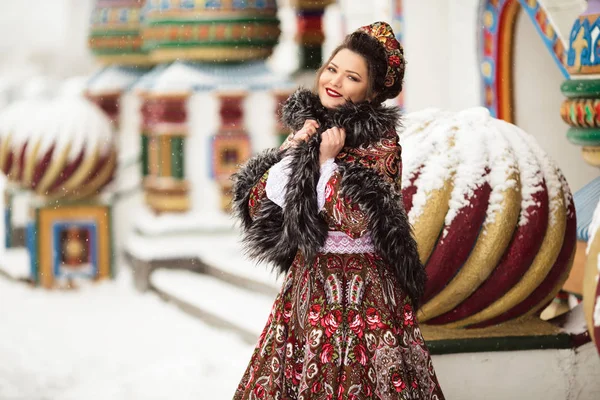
[320,231,375,254]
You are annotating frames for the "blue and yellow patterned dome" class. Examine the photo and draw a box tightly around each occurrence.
[88,0,152,66]
[567,0,600,75]
[142,0,281,63]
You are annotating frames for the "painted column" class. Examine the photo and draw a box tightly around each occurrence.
[140,94,190,213]
[293,0,334,72]
[211,91,252,212]
[562,0,600,167]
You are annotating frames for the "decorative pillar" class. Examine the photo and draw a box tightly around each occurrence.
[293,0,334,72]
[140,94,190,213]
[561,0,600,167]
[211,91,252,212]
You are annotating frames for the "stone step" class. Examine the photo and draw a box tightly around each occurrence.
[150,269,276,345]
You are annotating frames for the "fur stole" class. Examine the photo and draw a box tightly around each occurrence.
[231,89,426,307]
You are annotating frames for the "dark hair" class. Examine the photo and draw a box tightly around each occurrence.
[315,31,405,104]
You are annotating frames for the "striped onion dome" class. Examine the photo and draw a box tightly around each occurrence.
[584,200,600,356]
[0,100,46,180]
[142,0,280,63]
[0,98,117,199]
[400,108,576,328]
[88,0,150,66]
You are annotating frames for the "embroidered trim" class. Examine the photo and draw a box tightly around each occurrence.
[317,159,338,210]
[265,156,292,208]
[321,231,375,254]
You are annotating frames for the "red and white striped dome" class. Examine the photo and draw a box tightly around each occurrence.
[400,108,576,328]
[0,97,117,199]
[0,100,45,181]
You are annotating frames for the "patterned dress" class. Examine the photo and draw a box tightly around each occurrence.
[234,133,445,400]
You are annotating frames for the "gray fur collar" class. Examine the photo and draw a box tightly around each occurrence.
[280,88,401,147]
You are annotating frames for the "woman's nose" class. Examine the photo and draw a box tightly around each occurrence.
[330,74,342,87]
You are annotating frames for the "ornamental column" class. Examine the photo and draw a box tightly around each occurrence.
[211,91,252,212]
[292,0,335,80]
[140,94,190,213]
[561,0,600,167]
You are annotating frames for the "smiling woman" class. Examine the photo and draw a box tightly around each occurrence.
[231,21,445,400]
[317,49,370,108]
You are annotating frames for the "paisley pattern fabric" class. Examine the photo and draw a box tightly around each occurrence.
[234,134,444,400]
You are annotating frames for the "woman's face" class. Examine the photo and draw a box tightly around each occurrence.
[318,49,370,109]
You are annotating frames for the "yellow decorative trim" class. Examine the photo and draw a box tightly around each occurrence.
[497,0,520,123]
[38,205,111,289]
[412,178,453,264]
[145,191,190,213]
[149,46,273,63]
[0,134,10,172]
[582,146,600,167]
[144,176,189,192]
[70,150,117,200]
[418,172,522,322]
[36,144,71,195]
[444,185,566,328]
[160,136,172,177]
[523,247,576,318]
[148,136,159,176]
[21,140,42,188]
[60,148,100,196]
[95,54,154,67]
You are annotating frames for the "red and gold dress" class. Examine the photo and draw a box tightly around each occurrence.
[233,132,445,400]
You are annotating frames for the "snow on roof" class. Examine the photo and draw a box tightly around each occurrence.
[86,66,147,95]
[135,61,294,94]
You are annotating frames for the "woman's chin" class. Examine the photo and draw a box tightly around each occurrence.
[320,95,344,109]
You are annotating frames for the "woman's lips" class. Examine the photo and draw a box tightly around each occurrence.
[326,88,343,98]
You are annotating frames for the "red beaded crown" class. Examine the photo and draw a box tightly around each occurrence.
[357,21,404,88]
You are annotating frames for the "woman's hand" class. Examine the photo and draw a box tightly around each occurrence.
[319,127,346,165]
[280,119,319,150]
[294,119,319,142]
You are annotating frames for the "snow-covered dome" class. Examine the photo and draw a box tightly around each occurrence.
[401,108,576,328]
[584,200,600,356]
[0,100,46,180]
[1,98,117,199]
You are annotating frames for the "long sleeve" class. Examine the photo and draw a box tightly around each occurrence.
[265,156,292,208]
[316,158,338,210]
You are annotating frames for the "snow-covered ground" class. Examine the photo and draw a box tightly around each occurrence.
[0,268,255,400]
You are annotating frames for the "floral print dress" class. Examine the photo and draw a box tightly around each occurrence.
[234,136,445,400]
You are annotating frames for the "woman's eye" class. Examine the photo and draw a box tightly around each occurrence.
[348,76,358,82]
[328,67,336,72]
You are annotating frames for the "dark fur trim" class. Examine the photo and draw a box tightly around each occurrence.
[244,198,297,272]
[281,136,329,262]
[233,90,424,305]
[231,148,296,272]
[338,162,426,308]
[231,148,282,230]
[280,89,401,147]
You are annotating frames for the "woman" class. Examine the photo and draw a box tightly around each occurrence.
[232,21,445,399]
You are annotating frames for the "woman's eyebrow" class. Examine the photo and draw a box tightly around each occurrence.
[330,62,362,78]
